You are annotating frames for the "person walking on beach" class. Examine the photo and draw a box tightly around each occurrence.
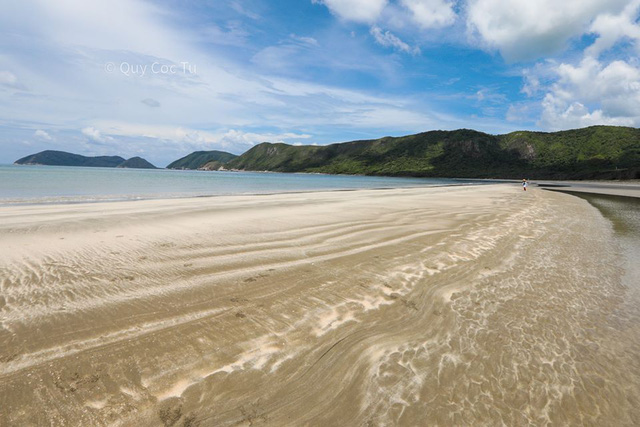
[522,179,528,191]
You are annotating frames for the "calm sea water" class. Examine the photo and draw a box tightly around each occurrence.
[0,164,479,205]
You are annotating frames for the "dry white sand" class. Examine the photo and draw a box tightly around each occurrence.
[1,185,639,426]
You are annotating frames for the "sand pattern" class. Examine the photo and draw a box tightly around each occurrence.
[0,185,638,426]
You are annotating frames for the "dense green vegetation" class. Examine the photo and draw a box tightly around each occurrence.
[14,150,157,169]
[116,156,157,169]
[166,150,237,170]
[17,126,640,178]
[227,126,640,179]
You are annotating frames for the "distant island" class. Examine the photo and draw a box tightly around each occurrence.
[15,150,157,169]
[166,150,238,170]
[116,156,157,169]
[220,125,639,180]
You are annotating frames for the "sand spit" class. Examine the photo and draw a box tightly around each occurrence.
[537,180,640,199]
[1,185,639,426]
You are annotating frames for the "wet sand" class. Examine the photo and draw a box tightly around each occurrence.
[1,185,639,426]
[537,180,640,198]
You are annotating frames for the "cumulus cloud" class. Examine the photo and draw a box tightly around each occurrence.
[518,1,640,129]
[401,0,456,29]
[313,0,388,23]
[34,129,52,140]
[586,0,640,57]
[370,26,420,54]
[467,0,629,61]
[82,126,113,143]
[539,57,640,129]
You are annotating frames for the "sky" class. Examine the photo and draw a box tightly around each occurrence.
[1,0,639,166]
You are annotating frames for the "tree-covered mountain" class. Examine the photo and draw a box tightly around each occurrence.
[117,157,157,169]
[166,150,237,170]
[14,150,157,169]
[226,126,640,180]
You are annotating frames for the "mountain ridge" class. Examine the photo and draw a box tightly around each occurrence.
[225,126,640,180]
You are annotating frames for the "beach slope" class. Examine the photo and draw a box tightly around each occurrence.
[1,185,638,425]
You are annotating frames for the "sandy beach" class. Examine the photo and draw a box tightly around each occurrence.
[1,184,639,426]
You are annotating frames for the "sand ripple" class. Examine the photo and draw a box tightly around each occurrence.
[1,186,638,426]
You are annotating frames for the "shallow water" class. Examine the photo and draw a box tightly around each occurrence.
[0,164,476,204]
[573,193,640,347]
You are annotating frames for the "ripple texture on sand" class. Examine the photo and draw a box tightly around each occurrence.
[0,186,638,426]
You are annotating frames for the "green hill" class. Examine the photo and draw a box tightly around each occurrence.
[117,157,157,169]
[166,150,237,170]
[227,126,640,180]
[15,150,126,168]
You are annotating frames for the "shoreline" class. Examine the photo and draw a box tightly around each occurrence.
[4,163,640,205]
[538,182,640,199]
[0,182,490,208]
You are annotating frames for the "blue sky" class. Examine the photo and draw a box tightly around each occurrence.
[1,0,639,166]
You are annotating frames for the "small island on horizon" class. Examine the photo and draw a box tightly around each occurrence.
[14,150,157,169]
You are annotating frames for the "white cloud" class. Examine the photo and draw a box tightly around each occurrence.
[401,0,456,29]
[506,103,536,123]
[217,129,313,147]
[586,0,640,57]
[314,0,457,32]
[541,98,635,129]
[466,0,630,61]
[313,0,388,23]
[89,121,312,150]
[521,64,551,97]
[229,1,261,20]
[24,0,180,58]
[473,87,507,103]
[34,129,52,140]
[82,126,113,142]
[289,34,319,47]
[539,57,640,129]
[518,1,640,129]
[370,26,420,54]
[252,35,320,71]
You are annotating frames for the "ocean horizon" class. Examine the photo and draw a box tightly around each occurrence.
[0,164,481,205]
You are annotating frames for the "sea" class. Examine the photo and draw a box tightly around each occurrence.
[0,164,481,205]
